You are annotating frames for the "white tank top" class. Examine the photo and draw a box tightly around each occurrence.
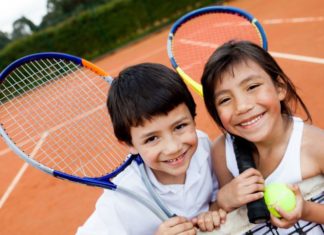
[224,117,324,234]
[225,117,303,184]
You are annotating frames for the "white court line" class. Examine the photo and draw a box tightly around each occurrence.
[0,162,28,208]
[0,147,12,157]
[0,132,48,209]
[271,52,324,64]
[178,38,324,65]
[262,16,324,25]
[0,101,108,208]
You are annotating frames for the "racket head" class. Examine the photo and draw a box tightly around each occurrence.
[0,52,129,184]
[167,6,267,96]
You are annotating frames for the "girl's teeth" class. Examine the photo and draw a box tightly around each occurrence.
[241,115,262,126]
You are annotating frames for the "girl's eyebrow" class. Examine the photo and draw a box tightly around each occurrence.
[214,75,261,98]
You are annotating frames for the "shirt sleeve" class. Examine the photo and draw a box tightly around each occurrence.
[76,190,128,235]
[197,130,219,202]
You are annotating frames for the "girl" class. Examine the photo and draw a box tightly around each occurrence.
[201,40,324,234]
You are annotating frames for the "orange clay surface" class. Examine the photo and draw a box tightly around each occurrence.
[0,0,323,234]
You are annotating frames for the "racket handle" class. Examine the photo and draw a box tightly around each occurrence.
[232,136,270,224]
[246,198,270,224]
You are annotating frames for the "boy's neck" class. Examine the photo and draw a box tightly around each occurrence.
[151,169,186,185]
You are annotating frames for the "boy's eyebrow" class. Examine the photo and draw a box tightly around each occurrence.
[139,116,190,139]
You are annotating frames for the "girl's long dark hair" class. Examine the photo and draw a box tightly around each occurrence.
[201,40,311,131]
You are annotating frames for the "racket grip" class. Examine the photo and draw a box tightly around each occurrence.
[246,198,270,224]
[232,136,270,224]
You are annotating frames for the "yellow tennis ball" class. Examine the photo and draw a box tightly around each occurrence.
[264,183,296,218]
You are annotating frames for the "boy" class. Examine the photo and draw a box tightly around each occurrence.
[76,63,225,235]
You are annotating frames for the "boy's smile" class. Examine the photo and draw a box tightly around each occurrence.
[129,104,197,185]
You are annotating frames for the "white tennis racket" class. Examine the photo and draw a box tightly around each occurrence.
[0,52,174,221]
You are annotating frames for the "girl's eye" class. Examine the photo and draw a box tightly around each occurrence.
[247,83,261,91]
[217,97,231,105]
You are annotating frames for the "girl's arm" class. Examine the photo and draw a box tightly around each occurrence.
[212,136,265,212]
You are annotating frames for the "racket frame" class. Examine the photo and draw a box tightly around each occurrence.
[0,52,171,221]
[167,5,268,96]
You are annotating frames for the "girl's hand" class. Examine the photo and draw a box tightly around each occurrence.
[192,209,227,232]
[270,184,304,228]
[155,216,196,235]
[217,168,265,211]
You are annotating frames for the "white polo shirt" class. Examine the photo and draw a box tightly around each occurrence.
[76,130,218,235]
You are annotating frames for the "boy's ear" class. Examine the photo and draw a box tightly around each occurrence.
[118,141,139,155]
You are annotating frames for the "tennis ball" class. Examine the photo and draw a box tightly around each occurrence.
[264,183,296,218]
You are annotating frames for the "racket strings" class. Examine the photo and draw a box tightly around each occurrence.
[1,58,128,178]
[172,12,263,81]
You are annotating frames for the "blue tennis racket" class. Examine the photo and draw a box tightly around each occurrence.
[167,5,267,96]
[0,52,173,221]
[168,6,270,225]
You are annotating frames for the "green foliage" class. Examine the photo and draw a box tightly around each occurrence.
[40,0,109,29]
[0,0,222,71]
[0,31,11,50]
[11,17,38,40]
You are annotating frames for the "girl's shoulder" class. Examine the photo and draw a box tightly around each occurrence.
[211,134,235,185]
[303,123,324,145]
[302,124,324,175]
[211,134,226,155]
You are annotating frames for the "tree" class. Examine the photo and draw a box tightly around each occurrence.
[40,0,109,29]
[0,31,11,49]
[11,17,38,40]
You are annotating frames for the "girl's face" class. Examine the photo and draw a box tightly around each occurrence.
[129,103,197,185]
[214,59,286,143]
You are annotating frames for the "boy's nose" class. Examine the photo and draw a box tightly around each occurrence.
[163,136,181,155]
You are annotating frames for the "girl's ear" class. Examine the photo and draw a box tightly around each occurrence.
[119,141,138,155]
[276,80,287,101]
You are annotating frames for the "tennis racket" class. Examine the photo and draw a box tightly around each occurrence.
[0,52,173,221]
[167,5,267,96]
[168,5,269,224]
[232,136,270,224]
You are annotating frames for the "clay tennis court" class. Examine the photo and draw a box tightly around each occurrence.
[1,0,323,234]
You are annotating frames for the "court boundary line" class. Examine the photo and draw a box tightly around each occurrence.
[0,134,47,209]
[262,16,324,25]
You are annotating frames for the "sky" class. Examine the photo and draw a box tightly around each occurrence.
[0,0,47,34]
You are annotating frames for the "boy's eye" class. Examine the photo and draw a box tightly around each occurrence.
[144,136,158,144]
[175,123,187,130]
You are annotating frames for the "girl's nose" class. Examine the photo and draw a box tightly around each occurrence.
[235,96,254,115]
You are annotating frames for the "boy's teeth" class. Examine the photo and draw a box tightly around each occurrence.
[167,155,183,163]
[241,115,262,126]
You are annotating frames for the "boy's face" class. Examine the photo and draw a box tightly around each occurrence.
[214,59,286,143]
[129,103,197,185]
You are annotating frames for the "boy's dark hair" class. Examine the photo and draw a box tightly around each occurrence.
[107,63,196,145]
[201,40,311,131]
